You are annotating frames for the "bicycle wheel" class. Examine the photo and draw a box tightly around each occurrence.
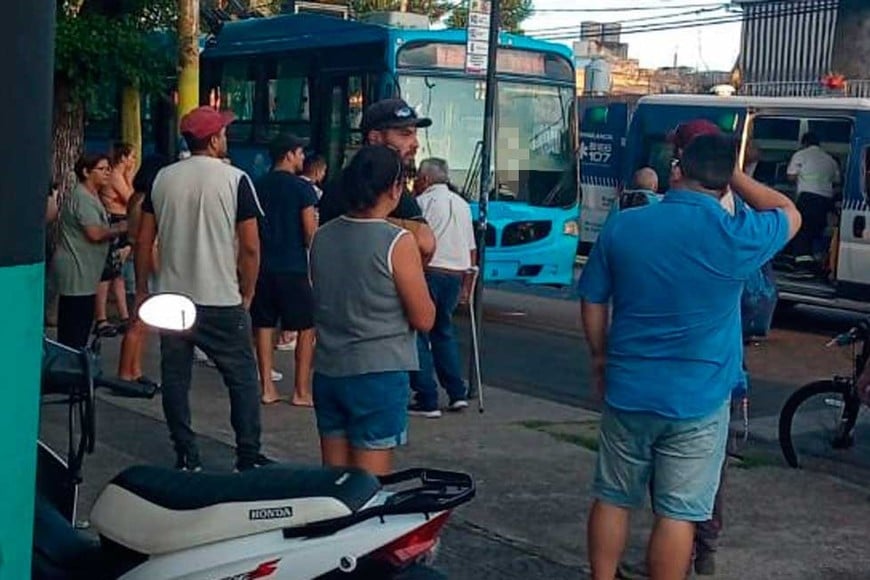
[778,380,861,469]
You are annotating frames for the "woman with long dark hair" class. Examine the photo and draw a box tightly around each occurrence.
[52,153,127,348]
[309,145,435,475]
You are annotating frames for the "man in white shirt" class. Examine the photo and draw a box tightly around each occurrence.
[786,132,840,274]
[408,158,477,418]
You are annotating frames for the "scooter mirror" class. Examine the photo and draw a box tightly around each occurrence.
[138,293,197,331]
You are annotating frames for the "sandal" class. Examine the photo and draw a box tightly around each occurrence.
[93,319,115,336]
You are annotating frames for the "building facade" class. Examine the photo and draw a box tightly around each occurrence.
[735,0,870,96]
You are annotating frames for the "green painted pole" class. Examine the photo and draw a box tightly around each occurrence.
[0,3,55,578]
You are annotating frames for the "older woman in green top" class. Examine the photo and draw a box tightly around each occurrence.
[52,153,127,348]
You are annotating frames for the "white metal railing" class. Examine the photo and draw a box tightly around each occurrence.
[741,80,870,98]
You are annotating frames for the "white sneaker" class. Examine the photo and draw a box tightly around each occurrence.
[275,339,297,351]
[257,369,284,382]
[448,400,469,411]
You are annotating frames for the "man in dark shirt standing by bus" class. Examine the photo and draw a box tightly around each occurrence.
[318,98,436,261]
[251,134,318,407]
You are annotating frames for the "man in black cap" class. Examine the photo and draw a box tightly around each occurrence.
[319,98,435,260]
[251,133,319,408]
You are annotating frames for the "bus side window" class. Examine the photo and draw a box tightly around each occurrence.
[220,59,256,141]
[263,59,311,142]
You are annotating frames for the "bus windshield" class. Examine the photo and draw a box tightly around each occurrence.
[399,75,576,208]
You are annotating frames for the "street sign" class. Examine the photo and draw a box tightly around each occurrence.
[465,0,492,75]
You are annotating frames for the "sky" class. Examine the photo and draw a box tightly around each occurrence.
[524,0,743,72]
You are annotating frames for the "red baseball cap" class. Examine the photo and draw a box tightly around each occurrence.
[667,119,721,150]
[180,106,236,140]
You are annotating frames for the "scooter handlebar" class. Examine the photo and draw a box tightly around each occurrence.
[93,376,158,399]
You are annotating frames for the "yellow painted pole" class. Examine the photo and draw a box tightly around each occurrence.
[178,0,200,120]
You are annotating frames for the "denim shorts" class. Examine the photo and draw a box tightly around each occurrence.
[592,401,730,522]
[313,371,410,451]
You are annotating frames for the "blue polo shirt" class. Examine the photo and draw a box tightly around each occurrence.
[578,190,790,419]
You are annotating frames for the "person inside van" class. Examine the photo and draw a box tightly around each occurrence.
[617,167,660,211]
[785,132,841,277]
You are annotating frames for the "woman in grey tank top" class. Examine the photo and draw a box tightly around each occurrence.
[310,146,435,475]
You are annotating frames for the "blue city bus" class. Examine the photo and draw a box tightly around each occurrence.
[198,14,580,286]
[623,94,870,312]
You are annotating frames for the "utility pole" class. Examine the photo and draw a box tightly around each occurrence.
[0,1,54,577]
[178,0,201,120]
[467,0,499,408]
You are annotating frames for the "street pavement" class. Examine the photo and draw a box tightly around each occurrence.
[457,286,870,483]
[39,286,870,579]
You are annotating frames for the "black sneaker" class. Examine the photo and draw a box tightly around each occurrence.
[694,550,716,575]
[175,453,203,472]
[235,454,276,472]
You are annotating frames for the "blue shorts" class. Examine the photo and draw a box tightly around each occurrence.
[592,401,729,522]
[313,371,410,451]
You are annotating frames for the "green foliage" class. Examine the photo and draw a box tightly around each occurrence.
[346,0,452,21]
[343,0,532,32]
[447,0,533,33]
[55,0,176,111]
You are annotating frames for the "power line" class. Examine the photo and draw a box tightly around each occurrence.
[526,4,730,35]
[530,3,727,14]
[532,0,839,40]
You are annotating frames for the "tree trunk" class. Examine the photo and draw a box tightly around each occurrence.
[832,0,870,79]
[52,78,85,201]
[46,77,85,326]
[178,0,200,119]
[121,84,142,173]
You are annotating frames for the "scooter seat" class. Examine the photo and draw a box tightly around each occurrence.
[90,464,381,555]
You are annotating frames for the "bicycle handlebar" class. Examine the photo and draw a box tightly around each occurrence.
[827,319,870,348]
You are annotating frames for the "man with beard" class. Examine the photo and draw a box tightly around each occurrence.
[318,98,436,261]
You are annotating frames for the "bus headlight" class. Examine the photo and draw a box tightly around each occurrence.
[563,219,580,237]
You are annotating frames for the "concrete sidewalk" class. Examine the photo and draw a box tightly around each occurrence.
[42,336,870,579]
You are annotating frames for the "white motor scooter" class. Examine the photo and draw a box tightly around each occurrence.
[34,294,475,580]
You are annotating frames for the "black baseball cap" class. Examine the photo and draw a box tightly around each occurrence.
[360,98,432,134]
[268,133,309,163]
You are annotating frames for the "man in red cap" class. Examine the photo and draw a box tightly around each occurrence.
[135,106,270,472]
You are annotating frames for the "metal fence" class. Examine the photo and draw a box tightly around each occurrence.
[741,80,870,98]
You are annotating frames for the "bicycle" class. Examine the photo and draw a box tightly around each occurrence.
[778,318,869,469]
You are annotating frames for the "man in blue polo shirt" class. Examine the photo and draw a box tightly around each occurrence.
[579,134,801,580]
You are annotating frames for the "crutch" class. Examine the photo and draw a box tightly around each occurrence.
[466,266,484,413]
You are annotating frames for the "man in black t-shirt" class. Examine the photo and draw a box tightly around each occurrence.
[250,134,318,407]
[318,98,436,261]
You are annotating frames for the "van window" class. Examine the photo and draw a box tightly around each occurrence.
[748,115,852,197]
[642,135,673,193]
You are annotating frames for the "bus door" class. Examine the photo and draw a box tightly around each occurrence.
[314,72,373,178]
[835,115,870,298]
